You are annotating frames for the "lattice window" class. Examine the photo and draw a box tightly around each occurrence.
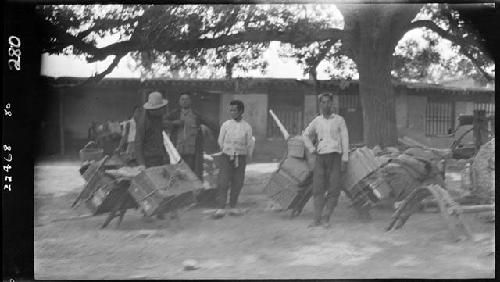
[474,102,495,116]
[474,102,495,138]
[425,100,455,136]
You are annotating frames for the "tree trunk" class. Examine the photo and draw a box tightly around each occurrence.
[225,64,233,79]
[357,42,398,147]
[350,7,401,147]
[340,4,421,147]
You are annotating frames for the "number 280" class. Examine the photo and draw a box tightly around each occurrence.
[8,36,21,71]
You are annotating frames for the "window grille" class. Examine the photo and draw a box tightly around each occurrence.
[425,100,455,136]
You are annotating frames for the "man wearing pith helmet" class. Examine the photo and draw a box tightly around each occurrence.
[135,91,170,169]
[302,92,349,228]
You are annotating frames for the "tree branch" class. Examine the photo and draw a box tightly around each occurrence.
[405,20,477,47]
[158,28,346,52]
[462,50,494,81]
[49,23,139,62]
[404,19,494,81]
[387,5,424,49]
[76,17,138,41]
[307,40,336,76]
[50,21,345,64]
[80,53,126,86]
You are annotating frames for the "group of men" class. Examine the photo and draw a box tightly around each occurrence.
[115,90,349,227]
[115,91,254,216]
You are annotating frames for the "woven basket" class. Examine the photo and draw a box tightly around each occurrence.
[79,148,104,163]
[287,137,305,159]
[264,170,300,209]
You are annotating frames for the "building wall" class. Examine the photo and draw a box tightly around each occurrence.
[400,95,481,148]
[398,93,451,148]
[304,95,318,126]
[219,93,233,124]
[233,93,268,139]
[406,94,427,133]
[41,78,495,158]
[63,87,141,141]
[464,101,475,115]
[395,89,408,129]
[36,91,62,156]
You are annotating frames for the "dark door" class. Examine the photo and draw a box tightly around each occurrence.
[267,92,305,138]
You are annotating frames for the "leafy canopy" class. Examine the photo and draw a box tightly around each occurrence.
[37,4,494,82]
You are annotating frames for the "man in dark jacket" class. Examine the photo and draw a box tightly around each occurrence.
[164,93,219,180]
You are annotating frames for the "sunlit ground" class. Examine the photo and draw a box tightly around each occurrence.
[34,162,494,279]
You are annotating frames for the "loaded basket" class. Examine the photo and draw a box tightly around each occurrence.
[264,137,392,219]
[264,136,314,216]
[73,155,139,228]
[265,110,390,219]
[128,160,204,217]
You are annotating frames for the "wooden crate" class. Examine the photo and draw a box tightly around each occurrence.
[80,170,115,213]
[79,148,103,163]
[264,170,301,209]
[81,157,105,182]
[344,182,372,210]
[357,170,392,202]
[287,136,305,159]
[129,161,203,216]
[342,147,382,192]
[279,157,312,184]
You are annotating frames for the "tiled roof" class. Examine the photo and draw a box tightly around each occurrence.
[42,76,494,96]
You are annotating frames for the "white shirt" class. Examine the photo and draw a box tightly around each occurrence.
[302,113,349,161]
[127,119,136,143]
[218,119,253,156]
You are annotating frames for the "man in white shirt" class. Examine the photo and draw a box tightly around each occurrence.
[115,106,140,165]
[302,92,349,227]
[216,100,254,210]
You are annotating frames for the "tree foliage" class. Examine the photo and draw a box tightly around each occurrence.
[402,3,495,81]
[37,3,495,145]
[38,4,342,81]
[274,3,494,83]
[393,29,442,82]
[38,3,494,82]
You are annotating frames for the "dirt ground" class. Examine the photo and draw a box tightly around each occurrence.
[34,162,495,279]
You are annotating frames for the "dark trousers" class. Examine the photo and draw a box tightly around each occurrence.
[216,154,246,208]
[312,152,342,222]
[181,154,198,178]
[144,155,169,219]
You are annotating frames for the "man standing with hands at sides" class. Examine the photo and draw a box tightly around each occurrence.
[302,92,349,228]
[215,100,254,217]
[165,92,219,181]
